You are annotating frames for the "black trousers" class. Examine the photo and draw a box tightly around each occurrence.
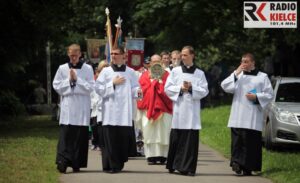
[90,117,99,146]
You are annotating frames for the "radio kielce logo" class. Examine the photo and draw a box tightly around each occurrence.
[244,1,297,28]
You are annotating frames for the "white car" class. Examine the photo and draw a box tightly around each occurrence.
[263,77,300,149]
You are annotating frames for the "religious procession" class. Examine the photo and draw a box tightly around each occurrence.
[1,2,300,183]
[52,7,274,177]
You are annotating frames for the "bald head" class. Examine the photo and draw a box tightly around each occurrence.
[151,54,161,63]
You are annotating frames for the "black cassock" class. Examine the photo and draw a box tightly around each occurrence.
[230,128,262,171]
[166,129,199,174]
[101,125,136,171]
[56,125,89,169]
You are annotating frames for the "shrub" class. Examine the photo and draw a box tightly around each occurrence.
[0,90,26,119]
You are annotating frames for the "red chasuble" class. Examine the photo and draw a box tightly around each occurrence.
[137,70,173,120]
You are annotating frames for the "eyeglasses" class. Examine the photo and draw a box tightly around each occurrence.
[111,52,121,55]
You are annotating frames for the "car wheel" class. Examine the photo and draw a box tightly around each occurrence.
[265,122,273,150]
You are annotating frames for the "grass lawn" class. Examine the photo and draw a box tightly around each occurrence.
[0,116,59,183]
[200,105,300,183]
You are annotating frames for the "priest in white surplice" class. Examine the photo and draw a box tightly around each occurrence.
[165,46,209,176]
[53,44,95,173]
[221,53,273,176]
[95,47,141,173]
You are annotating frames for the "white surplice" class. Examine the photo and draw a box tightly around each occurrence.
[53,63,95,126]
[95,66,140,126]
[221,71,273,131]
[164,66,209,130]
[90,90,98,118]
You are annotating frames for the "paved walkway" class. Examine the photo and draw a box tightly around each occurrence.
[60,143,272,183]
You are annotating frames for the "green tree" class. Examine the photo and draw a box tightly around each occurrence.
[133,0,300,71]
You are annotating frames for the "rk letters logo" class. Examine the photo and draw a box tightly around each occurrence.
[244,1,297,28]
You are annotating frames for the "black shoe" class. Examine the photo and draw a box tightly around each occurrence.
[103,168,111,173]
[187,172,195,176]
[179,171,188,175]
[232,162,242,175]
[168,169,175,173]
[110,168,121,173]
[242,170,252,176]
[57,162,67,174]
[147,157,157,165]
[159,157,166,165]
[72,168,80,172]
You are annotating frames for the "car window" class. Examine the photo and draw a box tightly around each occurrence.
[276,82,300,102]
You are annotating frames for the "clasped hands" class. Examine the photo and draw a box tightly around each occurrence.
[70,69,77,81]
